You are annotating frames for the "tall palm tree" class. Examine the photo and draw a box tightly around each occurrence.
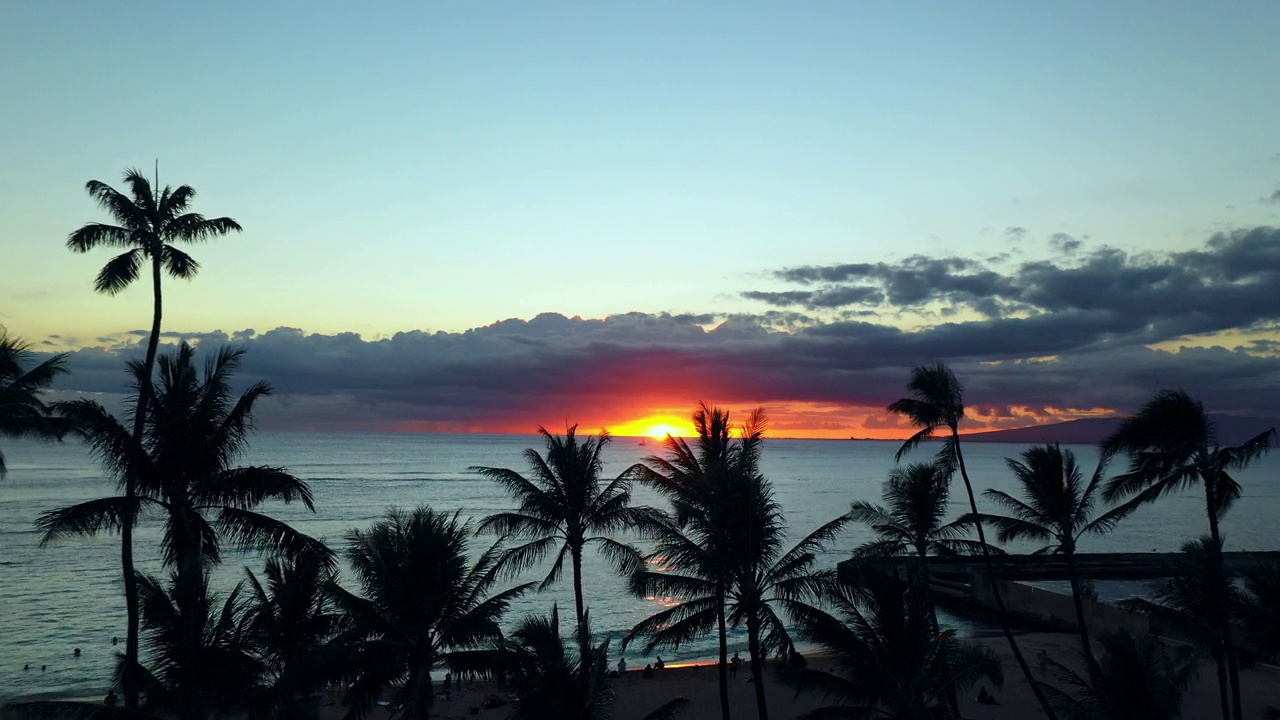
[0,330,70,476]
[888,362,1059,720]
[68,167,241,708]
[473,426,660,630]
[497,605,689,720]
[1101,389,1274,720]
[1122,537,1243,720]
[1036,630,1198,720]
[244,553,345,720]
[38,343,329,592]
[129,570,265,720]
[851,461,995,718]
[333,506,534,720]
[972,444,1131,665]
[727,474,850,720]
[626,404,765,720]
[783,570,1003,720]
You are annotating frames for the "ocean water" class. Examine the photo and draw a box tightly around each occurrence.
[1,432,1277,701]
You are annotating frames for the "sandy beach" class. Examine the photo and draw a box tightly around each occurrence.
[315,632,1280,720]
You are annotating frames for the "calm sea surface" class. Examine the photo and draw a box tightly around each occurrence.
[2,431,1277,700]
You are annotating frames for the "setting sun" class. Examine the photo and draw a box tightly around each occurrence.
[610,414,697,439]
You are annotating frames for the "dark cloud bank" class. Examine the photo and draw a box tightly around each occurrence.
[40,227,1280,432]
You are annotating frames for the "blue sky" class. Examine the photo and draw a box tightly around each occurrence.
[3,2,1279,435]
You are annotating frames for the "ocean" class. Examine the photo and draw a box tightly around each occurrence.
[1,431,1277,701]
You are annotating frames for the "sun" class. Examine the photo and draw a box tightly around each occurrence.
[611,414,696,439]
[640,423,688,440]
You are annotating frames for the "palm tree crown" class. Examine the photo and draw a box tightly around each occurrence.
[37,343,329,575]
[0,330,70,476]
[1100,389,1275,518]
[783,571,1003,720]
[850,461,988,560]
[1037,630,1197,720]
[334,506,533,720]
[68,168,241,295]
[473,425,657,628]
[979,445,1124,556]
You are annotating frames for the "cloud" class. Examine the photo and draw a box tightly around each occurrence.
[27,227,1280,436]
[742,227,1280,340]
[1005,226,1027,241]
[1048,232,1082,254]
[1265,188,1280,205]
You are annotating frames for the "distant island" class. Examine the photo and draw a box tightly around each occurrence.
[959,414,1279,445]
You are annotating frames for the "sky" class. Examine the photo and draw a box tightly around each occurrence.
[2,2,1280,438]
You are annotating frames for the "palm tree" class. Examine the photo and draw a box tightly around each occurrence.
[887,362,1059,720]
[849,461,996,628]
[783,570,1002,720]
[1101,389,1274,720]
[1122,537,1243,720]
[850,461,995,718]
[68,167,241,708]
[38,343,329,593]
[333,506,534,720]
[1240,561,1280,660]
[497,605,689,720]
[244,553,345,720]
[473,426,660,630]
[972,444,1131,665]
[625,404,765,720]
[0,330,70,476]
[1036,630,1198,720]
[128,570,265,720]
[727,474,850,720]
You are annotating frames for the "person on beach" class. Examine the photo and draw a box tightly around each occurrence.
[617,657,627,675]
[655,656,664,670]
[643,663,654,678]
[731,652,741,678]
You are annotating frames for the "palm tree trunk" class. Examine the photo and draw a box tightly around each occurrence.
[1204,483,1243,720]
[120,255,163,708]
[1213,649,1231,720]
[915,554,960,717]
[1065,550,1096,666]
[717,584,732,720]
[571,544,586,633]
[952,433,1060,720]
[746,610,769,720]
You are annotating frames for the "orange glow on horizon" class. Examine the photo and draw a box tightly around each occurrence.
[609,415,698,439]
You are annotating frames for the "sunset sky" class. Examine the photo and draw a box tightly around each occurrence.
[3,2,1279,438]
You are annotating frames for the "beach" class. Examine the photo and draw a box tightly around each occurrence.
[302,632,1280,720]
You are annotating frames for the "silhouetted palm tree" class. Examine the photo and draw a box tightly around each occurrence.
[334,507,534,720]
[626,404,765,720]
[498,605,689,720]
[473,426,659,630]
[0,330,70,476]
[851,461,995,718]
[1101,389,1274,720]
[1036,630,1197,720]
[783,571,1002,720]
[68,167,241,708]
[38,344,329,593]
[1240,561,1280,660]
[728,474,850,720]
[888,363,1058,720]
[244,553,344,720]
[972,444,1131,665]
[1122,537,1243,720]
[128,570,264,720]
